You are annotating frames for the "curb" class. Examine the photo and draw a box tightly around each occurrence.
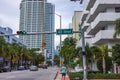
[54,71,59,80]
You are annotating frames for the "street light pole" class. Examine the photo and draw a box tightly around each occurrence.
[54,13,62,67]
[59,15,62,50]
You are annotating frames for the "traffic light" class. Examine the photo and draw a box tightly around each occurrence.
[17,31,27,35]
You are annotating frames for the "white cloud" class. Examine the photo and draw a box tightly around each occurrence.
[0,0,20,33]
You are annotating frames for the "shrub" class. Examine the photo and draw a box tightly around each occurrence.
[88,71,102,74]
[69,72,120,79]
[69,72,83,80]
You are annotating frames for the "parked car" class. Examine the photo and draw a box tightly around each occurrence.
[38,64,43,68]
[18,66,25,70]
[42,64,47,69]
[0,66,3,73]
[3,66,11,72]
[29,65,38,71]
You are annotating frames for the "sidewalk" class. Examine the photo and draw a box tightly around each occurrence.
[54,70,70,80]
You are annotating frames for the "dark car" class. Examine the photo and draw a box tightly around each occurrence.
[0,67,3,72]
[42,65,47,69]
[18,66,25,70]
[3,66,11,72]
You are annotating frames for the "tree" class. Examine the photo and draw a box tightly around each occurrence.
[0,36,9,67]
[112,44,120,65]
[97,45,110,74]
[54,55,60,66]
[60,37,77,66]
[85,43,93,70]
[0,36,7,57]
[97,56,112,73]
[29,48,42,65]
[113,18,120,38]
[76,47,82,66]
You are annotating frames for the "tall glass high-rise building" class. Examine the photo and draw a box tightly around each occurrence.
[19,0,55,53]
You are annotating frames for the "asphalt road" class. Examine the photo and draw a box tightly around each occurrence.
[0,67,58,80]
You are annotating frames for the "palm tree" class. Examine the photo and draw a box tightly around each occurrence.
[0,36,9,67]
[85,43,93,70]
[112,44,120,65]
[98,45,109,74]
[83,43,99,71]
[0,36,7,57]
[90,46,101,71]
[9,43,20,69]
[29,48,41,65]
[54,55,60,66]
[113,18,120,38]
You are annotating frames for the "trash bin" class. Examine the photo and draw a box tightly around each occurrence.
[75,77,80,80]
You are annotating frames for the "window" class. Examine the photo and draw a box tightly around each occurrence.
[115,7,120,12]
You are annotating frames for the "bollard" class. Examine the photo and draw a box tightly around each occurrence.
[75,77,80,80]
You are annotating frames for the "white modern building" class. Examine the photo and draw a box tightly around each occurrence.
[19,0,55,53]
[79,0,120,47]
[78,0,120,72]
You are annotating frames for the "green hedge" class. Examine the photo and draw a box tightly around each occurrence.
[69,72,83,80]
[69,72,120,80]
[88,73,120,79]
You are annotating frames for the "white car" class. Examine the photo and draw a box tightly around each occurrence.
[29,65,38,71]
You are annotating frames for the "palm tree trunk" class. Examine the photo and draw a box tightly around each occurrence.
[21,56,22,66]
[90,62,93,70]
[102,57,106,74]
[10,55,13,70]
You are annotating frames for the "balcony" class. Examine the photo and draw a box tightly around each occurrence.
[87,13,120,35]
[82,21,90,31]
[92,30,120,45]
[87,0,120,23]
[81,10,89,22]
[86,0,96,10]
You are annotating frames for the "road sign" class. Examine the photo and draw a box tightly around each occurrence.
[69,61,75,65]
[61,56,64,60]
[56,29,73,35]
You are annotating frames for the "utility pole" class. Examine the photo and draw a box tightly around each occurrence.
[81,30,87,80]
[70,0,86,79]
[54,13,62,67]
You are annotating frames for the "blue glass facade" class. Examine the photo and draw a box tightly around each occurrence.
[0,26,26,46]
[19,0,55,53]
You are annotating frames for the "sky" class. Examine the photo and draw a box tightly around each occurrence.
[0,0,85,47]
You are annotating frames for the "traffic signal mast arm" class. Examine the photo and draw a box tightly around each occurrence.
[1,30,81,36]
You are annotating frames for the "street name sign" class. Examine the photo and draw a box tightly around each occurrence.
[56,29,73,35]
